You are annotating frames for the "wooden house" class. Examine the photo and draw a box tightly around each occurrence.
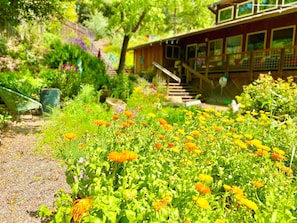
[129,0,297,104]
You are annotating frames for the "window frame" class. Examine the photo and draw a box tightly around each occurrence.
[165,45,180,60]
[218,6,234,23]
[208,38,223,59]
[270,25,295,49]
[282,0,297,5]
[246,30,267,51]
[257,0,278,13]
[236,0,255,18]
[186,44,197,60]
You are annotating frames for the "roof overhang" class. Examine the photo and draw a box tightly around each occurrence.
[208,0,238,14]
[128,6,297,51]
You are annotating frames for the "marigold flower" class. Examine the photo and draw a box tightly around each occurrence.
[184,219,191,223]
[127,119,135,125]
[252,181,264,189]
[158,118,167,125]
[198,174,213,182]
[70,197,93,223]
[193,197,210,209]
[172,147,180,153]
[158,134,166,140]
[195,183,211,194]
[105,122,111,127]
[162,124,173,130]
[178,129,185,135]
[121,122,129,128]
[185,142,198,151]
[167,142,174,147]
[186,135,194,141]
[271,153,286,161]
[93,119,105,127]
[192,130,201,136]
[108,151,126,162]
[214,126,223,131]
[122,150,138,161]
[240,198,258,211]
[234,139,248,149]
[155,142,162,149]
[124,110,135,118]
[215,220,225,223]
[255,149,269,157]
[148,113,156,117]
[64,133,77,141]
[142,122,148,127]
[113,114,120,120]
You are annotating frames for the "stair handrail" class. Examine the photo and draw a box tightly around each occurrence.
[182,62,214,87]
[152,61,181,83]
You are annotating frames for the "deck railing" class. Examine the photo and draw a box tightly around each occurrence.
[187,45,297,76]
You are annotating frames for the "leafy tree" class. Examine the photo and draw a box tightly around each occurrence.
[0,0,65,35]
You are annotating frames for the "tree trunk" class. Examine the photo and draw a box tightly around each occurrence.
[117,34,130,74]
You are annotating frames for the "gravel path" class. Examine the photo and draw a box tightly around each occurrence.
[0,115,70,223]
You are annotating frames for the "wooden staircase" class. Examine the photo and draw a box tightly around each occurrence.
[166,82,202,102]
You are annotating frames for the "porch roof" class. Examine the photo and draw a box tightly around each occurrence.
[128,5,297,51]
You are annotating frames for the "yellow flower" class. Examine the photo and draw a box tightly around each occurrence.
[178,129,185,135]
[236,116,245,122]
[172,147,180,153]
[281,166,293,175]
[148,113,156,117]
[240,198,258,211]
[192,130,201,137]
[70,197,93,223]
[198,173,213,183]
[215,220,226,223]
[186,135,194,142]
[64,133,77,141]
[234,139,247,149]
[193,197,210,209]
[244,134,253,139]
[252,180,264,189]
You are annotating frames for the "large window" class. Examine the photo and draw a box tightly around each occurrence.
[218,6,234,23]
[186,44,196,60]
[283,0,297,5]
[271,26,295,48]
[166,45,180,59]
[236,0,254,18]
[246,31,266,51]
[258,0,277,12]
[197,43,206,57]
[209,39,223,60]
[226,35,242,54]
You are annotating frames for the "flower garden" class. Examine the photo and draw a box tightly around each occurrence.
[38,77,297,223]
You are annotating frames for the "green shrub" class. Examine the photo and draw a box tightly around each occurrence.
[43,42,109,91]
[236,73,297,118]
[109,73,134,102]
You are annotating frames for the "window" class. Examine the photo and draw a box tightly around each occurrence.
[283,0,297,5]
[226,35,242,54]
[271,26,295,48]
[186,44,197,60]
[166,45,180,59]
[236,0,254,18]
[209,39,223,61]
[197,43,206,57]
[246,31,266,51]
[218,6,234,23]
[258,0,277,12]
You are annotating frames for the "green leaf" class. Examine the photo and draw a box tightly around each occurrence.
[38,204,52,217]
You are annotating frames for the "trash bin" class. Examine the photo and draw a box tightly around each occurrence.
[40,88,60,113]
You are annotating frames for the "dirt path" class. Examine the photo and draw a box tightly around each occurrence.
[0,116,69,223]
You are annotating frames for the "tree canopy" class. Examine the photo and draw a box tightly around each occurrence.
[0,0,63,34]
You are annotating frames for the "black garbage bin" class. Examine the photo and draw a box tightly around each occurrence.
[40,88,60,113]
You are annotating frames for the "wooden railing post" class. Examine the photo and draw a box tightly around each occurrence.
[249,51,254,81]
[226,54,230,74]
[205,56,209,78]
[278,48,285,77]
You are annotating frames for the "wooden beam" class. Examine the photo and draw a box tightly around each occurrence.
[152,62,181,83]
[182,63,214,86]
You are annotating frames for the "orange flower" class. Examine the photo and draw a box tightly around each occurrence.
[214,126,223,131]
[195,183,211,194]
[185,142,198,151]
[121,122,129,128]
[70,197,93,223]
[124,110,135,118]
[93,119,105,126]
[162,124,173,130]
[105,122,111,127]
[271,153,286,161]
[64,133,77,141]
[153,200,166,211]
[113,114,120,120]
[108,151,138,162]
[158,134,166,140]
[155,142,162,149]
[142,122,148,127]
[192,130,201,137]
[158,118,168,125]
[109,151,126,162]
[167,142,174,148]
[127,119,136,125]
[184,219,191,223]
